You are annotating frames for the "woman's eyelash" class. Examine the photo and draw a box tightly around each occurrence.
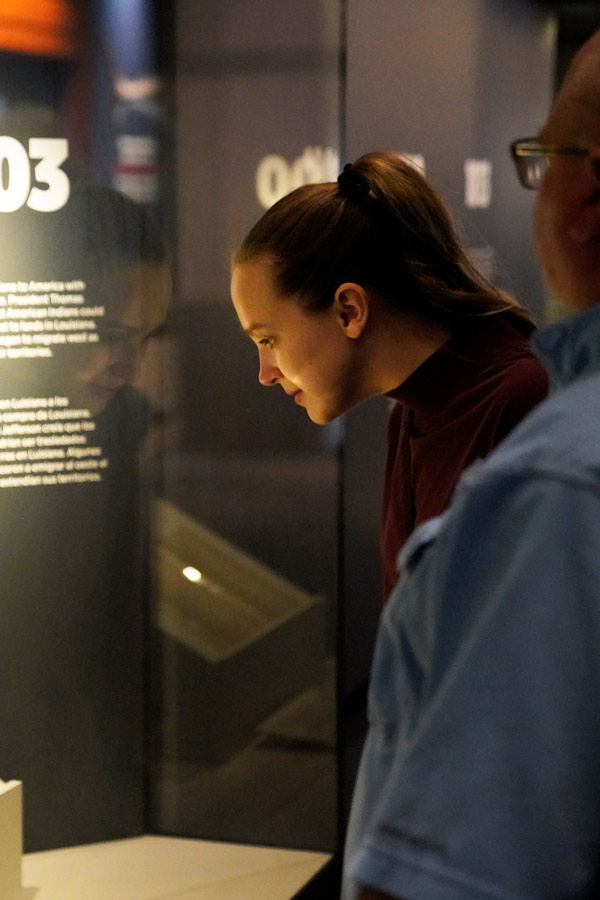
[258,337,274,347]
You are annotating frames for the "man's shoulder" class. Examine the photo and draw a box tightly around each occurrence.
[394,370,600,597]
[474,369,600,487]
[398,372,600,563]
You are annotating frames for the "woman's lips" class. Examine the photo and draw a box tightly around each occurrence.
[283,387,304,406]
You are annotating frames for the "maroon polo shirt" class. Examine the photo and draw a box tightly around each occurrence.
[382,315,549,598]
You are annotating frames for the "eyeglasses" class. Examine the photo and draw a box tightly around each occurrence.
[510,138,589,189]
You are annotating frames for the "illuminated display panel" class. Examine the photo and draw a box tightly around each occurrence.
[0,0,78,59]
[0,0,169,855]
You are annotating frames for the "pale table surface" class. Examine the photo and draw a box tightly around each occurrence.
[22,834,331,900]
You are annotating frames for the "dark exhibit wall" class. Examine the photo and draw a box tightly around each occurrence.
[346,0,554,316]
[339,0,556,829]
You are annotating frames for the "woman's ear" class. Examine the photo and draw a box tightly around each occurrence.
[568,149,600,242]
[333,282,370,338]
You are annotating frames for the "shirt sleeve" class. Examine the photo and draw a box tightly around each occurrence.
[345,466,600,900]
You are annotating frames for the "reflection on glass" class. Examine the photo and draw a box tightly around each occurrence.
[0,0,340,861]
[0,178,171,850]
[1,186,170,415]
[150,0,341,854]
[0,0,176,857]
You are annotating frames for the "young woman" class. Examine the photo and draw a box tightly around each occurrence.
[231,151,548,596]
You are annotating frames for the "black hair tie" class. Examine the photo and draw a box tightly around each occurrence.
[337,163,372,202]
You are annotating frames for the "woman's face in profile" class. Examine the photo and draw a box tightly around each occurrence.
[231,256,363,425]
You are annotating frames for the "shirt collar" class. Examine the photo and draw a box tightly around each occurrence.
[386,316,525,418]
[532,304,600,390]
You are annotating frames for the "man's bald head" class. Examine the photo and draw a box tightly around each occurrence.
[543,28,600,145]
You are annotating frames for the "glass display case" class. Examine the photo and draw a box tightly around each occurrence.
[0,0,341,861]
[2,3,597,896]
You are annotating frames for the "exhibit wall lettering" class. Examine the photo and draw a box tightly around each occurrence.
[0,142,156,851]
[0,0,166,852]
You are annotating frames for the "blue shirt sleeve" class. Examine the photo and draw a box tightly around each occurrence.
[344,466,600,900]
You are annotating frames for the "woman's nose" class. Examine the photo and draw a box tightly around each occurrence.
[258,354,282,386]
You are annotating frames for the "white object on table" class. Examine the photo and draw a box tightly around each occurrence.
[0,779,22,900]
[23,834,331,900]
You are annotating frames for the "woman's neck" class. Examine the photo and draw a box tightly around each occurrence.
[365,307,456,396]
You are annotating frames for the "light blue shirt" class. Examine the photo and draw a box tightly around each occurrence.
[343,305,600,900]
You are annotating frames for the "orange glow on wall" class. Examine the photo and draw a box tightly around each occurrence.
[0,0,78,59]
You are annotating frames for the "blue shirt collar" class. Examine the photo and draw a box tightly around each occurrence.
[532,304,600,390]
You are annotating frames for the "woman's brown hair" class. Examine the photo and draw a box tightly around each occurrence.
[234,150,534,335]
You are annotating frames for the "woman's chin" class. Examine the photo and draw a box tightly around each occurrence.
[305,405,336,426]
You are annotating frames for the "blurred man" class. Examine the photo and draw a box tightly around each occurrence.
[1,184,170,416]
[343,27,600,900]
[0,184,171,850]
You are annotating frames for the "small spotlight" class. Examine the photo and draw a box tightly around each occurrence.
[182,566,202,583]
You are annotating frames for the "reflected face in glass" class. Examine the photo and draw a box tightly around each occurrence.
[57,261,171,415]
[231,257,361,425]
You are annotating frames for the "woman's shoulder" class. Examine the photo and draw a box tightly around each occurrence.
[469,314,549,394]
[481,351,549,439]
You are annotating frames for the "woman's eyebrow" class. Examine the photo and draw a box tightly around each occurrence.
[242,321,270,336]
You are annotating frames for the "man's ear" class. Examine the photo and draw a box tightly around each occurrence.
[568,149,600,242]
[333,282,370,338]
